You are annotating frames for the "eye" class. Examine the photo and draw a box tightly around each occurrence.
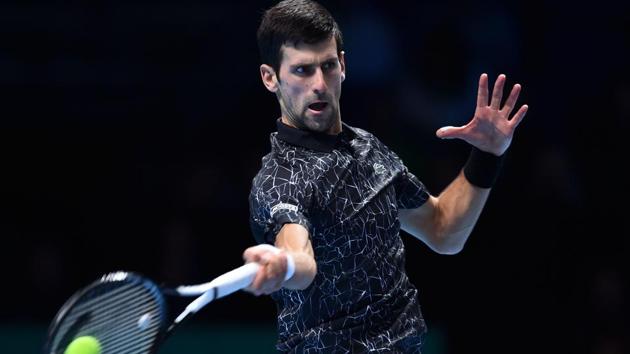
[322,61,338,71]
[294,66,312,75]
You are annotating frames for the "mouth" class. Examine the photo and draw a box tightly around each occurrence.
[308,101,329,112]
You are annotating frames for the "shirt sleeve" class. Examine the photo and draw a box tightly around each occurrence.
[373,135,430,210]
[395,167,430,209]
[249,162,313,245]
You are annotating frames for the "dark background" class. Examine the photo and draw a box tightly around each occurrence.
[1,0,628,353]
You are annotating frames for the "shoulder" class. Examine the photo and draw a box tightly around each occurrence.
[343,122,373,141]
[253,133,305,177]
[250,152,314,198]
[344,122,389,147]
[345,123,398,158]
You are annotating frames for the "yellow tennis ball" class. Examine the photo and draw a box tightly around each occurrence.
[64,336,102,354]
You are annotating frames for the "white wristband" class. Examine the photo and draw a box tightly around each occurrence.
[284,252,295,282]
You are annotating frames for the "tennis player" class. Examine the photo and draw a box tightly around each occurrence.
[243,0,528,352]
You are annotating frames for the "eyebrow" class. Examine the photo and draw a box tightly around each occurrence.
[290,57,338,68]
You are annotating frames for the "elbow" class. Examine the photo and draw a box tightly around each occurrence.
[431,244,464,256]
[429,232,467,255]
[433,243,464,255]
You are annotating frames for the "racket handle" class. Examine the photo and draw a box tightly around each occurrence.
[175,244,295,296]
[176,262,260,296]
[174,262,260,324]
[173,246,295,326]
[210,262,261,298]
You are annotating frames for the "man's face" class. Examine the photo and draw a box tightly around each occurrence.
[261,36,346,134]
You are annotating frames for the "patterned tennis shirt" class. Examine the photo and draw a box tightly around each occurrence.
[249,119,430,353]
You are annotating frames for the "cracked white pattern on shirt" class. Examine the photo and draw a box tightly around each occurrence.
[249,124,430,353]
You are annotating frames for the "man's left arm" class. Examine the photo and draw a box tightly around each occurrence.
[400,171,489,254]
[400,73,528,254]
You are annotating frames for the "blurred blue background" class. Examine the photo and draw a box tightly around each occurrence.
[1,0,628,353]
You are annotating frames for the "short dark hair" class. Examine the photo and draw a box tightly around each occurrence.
[257,0,344,72]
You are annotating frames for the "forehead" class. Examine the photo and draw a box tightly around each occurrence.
[280,36,338,66]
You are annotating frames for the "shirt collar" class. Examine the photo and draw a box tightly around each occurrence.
[276,119,356,153]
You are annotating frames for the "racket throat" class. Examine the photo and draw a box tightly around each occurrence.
[172,287,218,328]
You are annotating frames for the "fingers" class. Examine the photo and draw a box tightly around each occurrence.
[490,74,506,110]
[501,83,521,116]
[242,244,279,263]
[248,267,267,295]
[509,104,528,128]
[261,253,287,294]
[243,247,261,263]
[478,73,526,119]
[476,73,489,108]
[243,250,288,296]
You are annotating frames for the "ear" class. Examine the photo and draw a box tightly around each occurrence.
[260,64,279,93]
[339,51,346,82]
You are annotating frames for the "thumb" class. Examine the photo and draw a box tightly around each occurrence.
[435,126,462,139]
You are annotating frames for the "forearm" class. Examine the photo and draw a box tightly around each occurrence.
[275,223,317,290]
[400,168,493,254]
[282,248,317,290]
[433,170,491,251]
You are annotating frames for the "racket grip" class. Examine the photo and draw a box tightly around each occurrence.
[173,247,295,325]
[173,262,260,324]
[211,262,261,298]
[176,245,294,296]
[176,262,260,296]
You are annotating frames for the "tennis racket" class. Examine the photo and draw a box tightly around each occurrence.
[43,244,292,354]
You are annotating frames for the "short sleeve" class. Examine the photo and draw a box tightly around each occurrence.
[395,166,430,209]
[249,162,313,245]
[373,135,430,210]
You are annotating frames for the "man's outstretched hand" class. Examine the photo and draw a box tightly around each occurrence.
[436,73,528,156]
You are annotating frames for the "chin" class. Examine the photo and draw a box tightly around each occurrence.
[304,114,336,133]
[306,120,333,134]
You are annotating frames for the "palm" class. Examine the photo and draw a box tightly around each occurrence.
[436,74,528,156]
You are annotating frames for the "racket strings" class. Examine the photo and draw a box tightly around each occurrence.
[52,281,163,354]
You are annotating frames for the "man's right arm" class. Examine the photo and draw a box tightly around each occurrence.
[243,223,316,295]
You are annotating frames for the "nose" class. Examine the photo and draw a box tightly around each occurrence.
[311,68,327,95]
